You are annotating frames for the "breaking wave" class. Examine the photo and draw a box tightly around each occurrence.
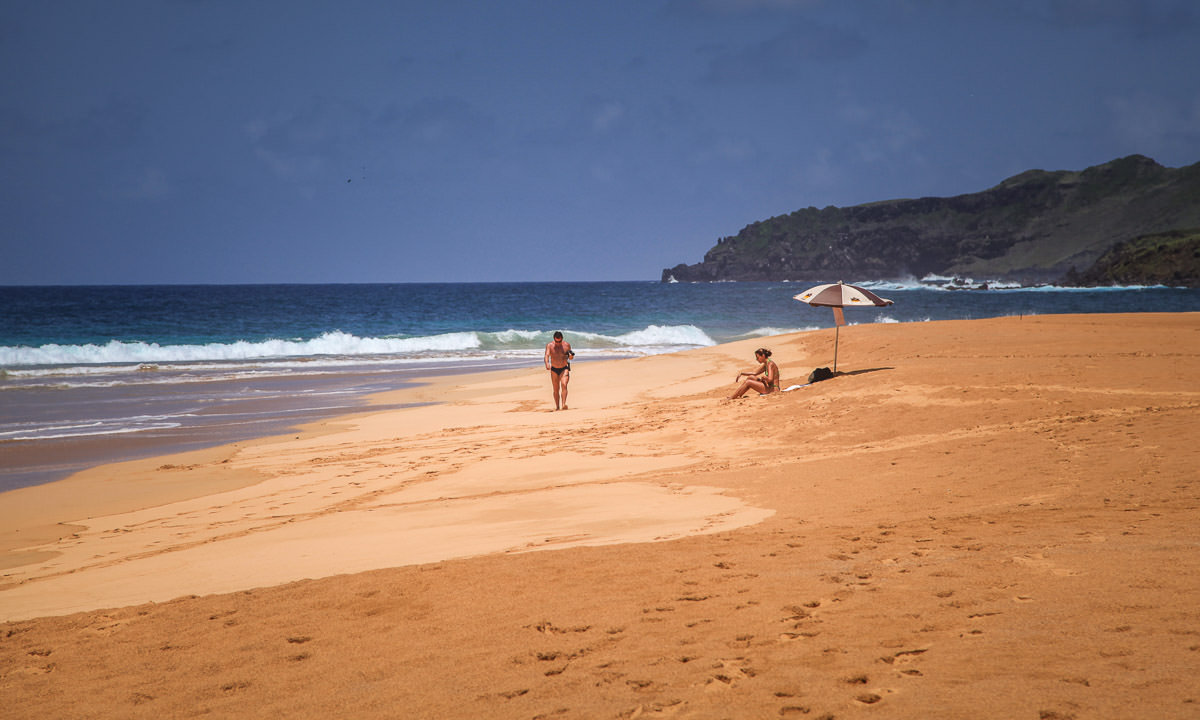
[0,324,718,371]
[857,275,1175,292]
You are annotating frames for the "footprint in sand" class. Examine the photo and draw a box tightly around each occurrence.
[779,631,820,641]
[779,603,820,635]
[1011,553,1078,576]
[703,658,757,690]
[530,621,592,635]
[881,647,928,676]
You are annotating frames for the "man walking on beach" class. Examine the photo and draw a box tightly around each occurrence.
[544,331,574,410]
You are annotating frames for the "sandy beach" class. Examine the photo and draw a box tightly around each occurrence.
[2,313,1198,719]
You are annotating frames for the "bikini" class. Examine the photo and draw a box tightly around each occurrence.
[551,364,569,376]
[761,362,778,391]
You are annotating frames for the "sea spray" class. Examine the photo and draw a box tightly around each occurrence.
[0,324,720,370]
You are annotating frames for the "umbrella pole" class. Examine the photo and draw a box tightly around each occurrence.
[833,323,839,373]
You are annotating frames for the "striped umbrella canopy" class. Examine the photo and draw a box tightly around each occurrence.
[793,281,894,308]
[793,281,894,373]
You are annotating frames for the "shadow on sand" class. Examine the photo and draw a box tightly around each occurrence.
[834,366,894,377]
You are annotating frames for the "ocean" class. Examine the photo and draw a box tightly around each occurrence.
[3,280,1198,491]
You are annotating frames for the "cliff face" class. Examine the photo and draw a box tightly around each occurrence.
[662,155,1200,283]
[1062,228,1200,288]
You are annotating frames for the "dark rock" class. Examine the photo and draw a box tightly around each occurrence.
[1060,228,1200,287]
[662,155,1200,283]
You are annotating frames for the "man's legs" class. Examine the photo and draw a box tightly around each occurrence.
[549,370,562,409]
[559,370,570,410]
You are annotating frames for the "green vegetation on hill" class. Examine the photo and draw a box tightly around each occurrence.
[1062,228,1200,288]
[662,155,1200,284]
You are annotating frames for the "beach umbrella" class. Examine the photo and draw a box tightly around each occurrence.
[793,281,894,372]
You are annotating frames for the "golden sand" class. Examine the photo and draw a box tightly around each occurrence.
[2,313,1198,718]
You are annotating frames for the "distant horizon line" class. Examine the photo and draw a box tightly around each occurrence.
[0,279,669,288]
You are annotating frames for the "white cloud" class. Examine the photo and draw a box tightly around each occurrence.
[125,167,169,200]
[253,146,326,186]
[592,101,626,133]
[838,102,924,164]
[703,20,866,84]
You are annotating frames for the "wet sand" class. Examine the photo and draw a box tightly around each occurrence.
[2,313,1198,719]
[0,369,432,493]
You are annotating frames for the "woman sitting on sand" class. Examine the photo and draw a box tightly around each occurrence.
[729,348,779,399]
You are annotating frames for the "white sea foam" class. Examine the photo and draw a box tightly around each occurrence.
[612,324,715,347]
[734,326,821,339]
[0,330,487,368]
[1019,283,1172,292]
[0,324,717,375]
[904,275,1177,292]
[897,275,1176,292]
[855,278,924,291]
[855,275,1045,291]
[0,418,183,441]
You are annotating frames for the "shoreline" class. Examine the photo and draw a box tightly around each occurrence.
[0,359,558,494]
[0,349,778,619]
[3,312,1198,603]
[2,313,1199,718]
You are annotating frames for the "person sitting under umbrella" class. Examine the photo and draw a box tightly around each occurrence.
[729,348,779,399]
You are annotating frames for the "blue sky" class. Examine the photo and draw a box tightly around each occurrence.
[2,0,1198,284]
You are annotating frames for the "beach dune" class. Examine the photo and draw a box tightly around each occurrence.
[2,313,1198,719]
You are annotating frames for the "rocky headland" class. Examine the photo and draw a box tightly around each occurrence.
[662,155,1200,286]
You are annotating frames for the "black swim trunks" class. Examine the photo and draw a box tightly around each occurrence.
[550,365,570,376]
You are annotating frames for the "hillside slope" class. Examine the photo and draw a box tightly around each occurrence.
[662,155,1200,283]
[1063,228,1200,288]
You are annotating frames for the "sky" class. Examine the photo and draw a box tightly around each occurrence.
[2,0,1199,284]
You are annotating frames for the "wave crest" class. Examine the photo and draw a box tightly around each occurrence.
[0,325,718,369]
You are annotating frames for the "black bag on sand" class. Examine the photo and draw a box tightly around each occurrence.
[808,367,834,383]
